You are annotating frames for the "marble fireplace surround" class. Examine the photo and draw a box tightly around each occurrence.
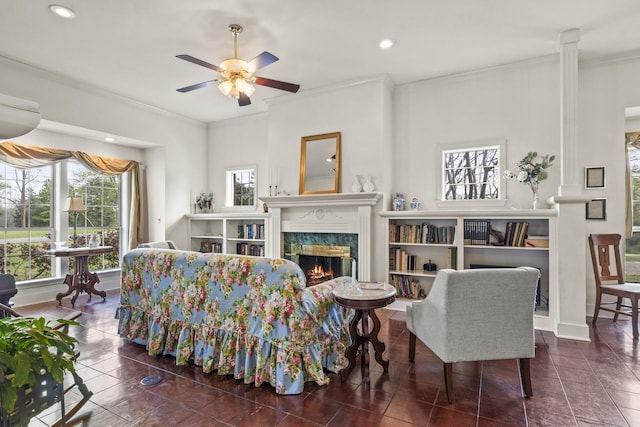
[259,193,383,282]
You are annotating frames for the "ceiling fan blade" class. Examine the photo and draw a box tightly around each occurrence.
[238,92,251,106]
[176,54,222,73]
[254,76,300,93]
[176,80,218,93]
[245,51,278,73]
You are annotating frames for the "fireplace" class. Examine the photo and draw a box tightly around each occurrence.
[286,243,354,285]
[259,193,382,282]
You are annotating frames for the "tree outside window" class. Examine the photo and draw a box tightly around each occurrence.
[68,161,120,272]
[0,164,53,281]
[442,146,501,200]
[626,138,640,282]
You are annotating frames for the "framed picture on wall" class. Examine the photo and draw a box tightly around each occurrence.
[586,198,607,220]
[585,166,606,189]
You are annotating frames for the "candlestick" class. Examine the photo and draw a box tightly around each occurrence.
[352,259,357,282]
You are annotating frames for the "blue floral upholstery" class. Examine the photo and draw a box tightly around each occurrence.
[116,248,353,394]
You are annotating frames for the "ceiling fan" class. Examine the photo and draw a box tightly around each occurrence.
[176,24,300,107]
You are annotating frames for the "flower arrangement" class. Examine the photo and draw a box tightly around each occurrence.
[504,151,555,200]
[196,192,214,212]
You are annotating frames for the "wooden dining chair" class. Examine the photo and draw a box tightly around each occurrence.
[588,233,640,339]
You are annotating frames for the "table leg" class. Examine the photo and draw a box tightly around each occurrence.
[83,272,106,300]
[70,274,82,307]
[55,274,77,305]
[369,309,389,373]
[340,309,364,382]
[360,310,370,382]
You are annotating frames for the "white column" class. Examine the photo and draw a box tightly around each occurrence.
[265,207,281,258]
[358,205,373,281]
[558,28,581,196]
[552,29,590,341]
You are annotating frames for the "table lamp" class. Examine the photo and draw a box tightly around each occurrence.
[64,197,86,247]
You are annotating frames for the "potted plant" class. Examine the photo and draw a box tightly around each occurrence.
[0,315,80,423]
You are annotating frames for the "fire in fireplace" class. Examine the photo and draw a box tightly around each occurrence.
[287,244,353,286]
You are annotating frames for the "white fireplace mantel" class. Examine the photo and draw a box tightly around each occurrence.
[259,193,383,281]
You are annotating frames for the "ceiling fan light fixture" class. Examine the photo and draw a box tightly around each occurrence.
[220,58,246,72]
[218,80,233,96]
[235,79,255,96]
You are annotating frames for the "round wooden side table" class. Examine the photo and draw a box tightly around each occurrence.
[333,282,396,383]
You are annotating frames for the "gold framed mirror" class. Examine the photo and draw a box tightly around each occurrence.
[299,132,341,194]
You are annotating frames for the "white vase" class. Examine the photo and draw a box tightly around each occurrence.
[363,175,375,192]
[532,191,539,209]
[351,175,363,192]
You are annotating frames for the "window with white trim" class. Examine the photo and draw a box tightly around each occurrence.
[441,142,504,201]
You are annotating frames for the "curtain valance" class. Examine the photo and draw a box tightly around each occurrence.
[0,141,146,249]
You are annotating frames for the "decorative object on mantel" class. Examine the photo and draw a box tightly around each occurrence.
[410,197,420,210]
[196,192,214,213]
[393,193,406,211]
[504,152,555,209]
[351,175,362,193]
[363,175,375,192]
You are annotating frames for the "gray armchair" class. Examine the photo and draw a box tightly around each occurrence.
[406,267,539,403]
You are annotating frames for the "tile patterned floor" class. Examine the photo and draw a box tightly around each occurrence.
[13,290,640,426]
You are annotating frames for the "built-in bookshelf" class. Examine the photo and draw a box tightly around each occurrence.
[186,213,268,256]
[380,209,556,319]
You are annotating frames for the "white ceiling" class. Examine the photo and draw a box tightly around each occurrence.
[2,0,640,124]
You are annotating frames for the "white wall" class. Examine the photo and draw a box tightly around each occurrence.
[394,56,560,209]
[207,113,268,213]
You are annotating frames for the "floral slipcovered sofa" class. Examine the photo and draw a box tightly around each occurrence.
[116,248,353,394]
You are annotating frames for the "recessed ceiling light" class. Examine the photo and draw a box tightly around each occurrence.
[379,39,394,49]
[48,4,76,19]
[104,137,115,142]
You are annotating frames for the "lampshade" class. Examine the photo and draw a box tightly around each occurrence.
[235,79,255,96]
[218,80,233,96]
[64,197,86,212]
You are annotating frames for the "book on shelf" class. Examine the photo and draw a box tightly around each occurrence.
[237,223,265,240]
[392,248,418,271]
[446,247,457,269]
[504,221,529,247]
[389,222,455,244]
[463,219,491,245]
[525,236,549,248]
[236,242,264,256]
[390,274,421,299]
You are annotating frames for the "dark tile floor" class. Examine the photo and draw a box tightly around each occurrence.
[13,290,640,426]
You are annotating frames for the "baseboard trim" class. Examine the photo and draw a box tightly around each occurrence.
[556,321,591,341]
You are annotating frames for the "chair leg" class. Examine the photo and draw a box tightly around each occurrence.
[519,358,532,398]
[633,298,639,339]
[614,297,623,322]
[592,290,601,325]
[443,362,454,404]
[409,332,416,362]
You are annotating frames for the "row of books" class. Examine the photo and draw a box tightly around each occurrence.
[199,241,223,253]
[391,248,418,271]
[463,219,491,245]
[389,223,456,244]
[236,243,264,256]
[390,246,458,271]
[390,274,422,299]
[237,223,264,240]
[504,221,529,247]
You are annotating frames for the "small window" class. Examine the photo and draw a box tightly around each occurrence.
[440,141,504,201]
[225,166,256,208]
